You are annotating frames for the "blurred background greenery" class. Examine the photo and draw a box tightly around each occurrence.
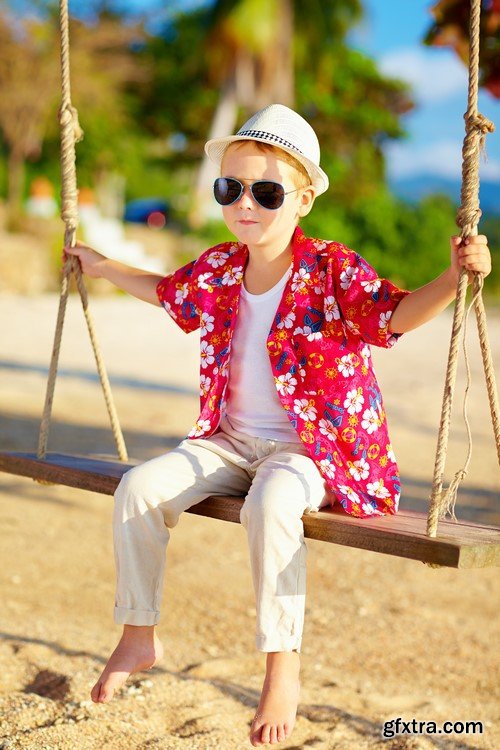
[0,0,498,295]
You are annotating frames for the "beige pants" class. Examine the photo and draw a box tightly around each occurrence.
[113,417,329,652]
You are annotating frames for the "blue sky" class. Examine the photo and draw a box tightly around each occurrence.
[351,0,499,184]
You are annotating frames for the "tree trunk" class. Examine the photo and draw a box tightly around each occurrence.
[188,78,239,229]
[275,0,294,106]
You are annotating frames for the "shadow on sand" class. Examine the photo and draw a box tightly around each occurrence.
[0,630,481,750]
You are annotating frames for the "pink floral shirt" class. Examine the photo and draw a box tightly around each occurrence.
[157,226,410,518]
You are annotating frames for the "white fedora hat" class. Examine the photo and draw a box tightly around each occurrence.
[204,103,329,196]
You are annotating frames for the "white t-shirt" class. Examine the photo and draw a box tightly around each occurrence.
[223,266,300,442]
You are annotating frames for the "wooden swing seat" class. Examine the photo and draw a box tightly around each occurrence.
[1,451,498,569]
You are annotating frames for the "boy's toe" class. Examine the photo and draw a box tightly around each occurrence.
[250,725,264,746]
[276,724,286,742]
[90,681,102,703]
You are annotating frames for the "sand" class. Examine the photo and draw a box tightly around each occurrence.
[0,293,499,750]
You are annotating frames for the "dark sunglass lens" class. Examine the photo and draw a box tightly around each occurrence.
[252,181,285,210]
[214,178,242,205]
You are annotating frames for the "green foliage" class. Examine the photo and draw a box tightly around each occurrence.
[2,1,498,301]
[303,189,457,291]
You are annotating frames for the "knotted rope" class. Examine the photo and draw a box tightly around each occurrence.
[427,0,498,544]
[37,0,128,462]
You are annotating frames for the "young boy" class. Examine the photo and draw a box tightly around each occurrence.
[66,104,491,747]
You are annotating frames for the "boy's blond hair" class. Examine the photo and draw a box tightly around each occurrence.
[226,140,311,190]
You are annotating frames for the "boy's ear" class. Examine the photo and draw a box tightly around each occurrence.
[298,186,316,217]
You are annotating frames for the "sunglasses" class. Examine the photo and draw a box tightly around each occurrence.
[213,177,299,210]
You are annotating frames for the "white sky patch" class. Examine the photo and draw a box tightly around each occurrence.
[385,140,500,180]
[379,47,468,103]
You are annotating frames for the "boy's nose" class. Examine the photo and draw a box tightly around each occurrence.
[238,185,256,208]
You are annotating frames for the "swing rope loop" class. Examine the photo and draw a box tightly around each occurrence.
[427,0,498,543]
[37,0,128,462]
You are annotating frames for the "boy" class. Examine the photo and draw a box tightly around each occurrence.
[66,104,491,747]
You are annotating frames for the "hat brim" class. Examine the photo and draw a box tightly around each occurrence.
[204,135,329,196]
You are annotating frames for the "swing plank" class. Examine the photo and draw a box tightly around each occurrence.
[0,451,499,569]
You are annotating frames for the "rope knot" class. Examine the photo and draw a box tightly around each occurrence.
[58,103,84,143]
[465,112,495,135]
[456,205,482,235]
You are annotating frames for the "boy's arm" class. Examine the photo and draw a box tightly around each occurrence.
[389,235,491,334]
[65,242,164,306]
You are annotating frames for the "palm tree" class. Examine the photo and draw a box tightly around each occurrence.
[191,0,369,225]
[190,0,295,225]
[424,0,500,98]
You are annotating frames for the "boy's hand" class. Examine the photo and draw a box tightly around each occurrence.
[450,235,491,283]
[64,241,108,279]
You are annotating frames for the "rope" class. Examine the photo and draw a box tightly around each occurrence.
[37,0,128,462]
[426,0,498,543]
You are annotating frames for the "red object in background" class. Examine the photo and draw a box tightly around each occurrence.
[147,211,167,230]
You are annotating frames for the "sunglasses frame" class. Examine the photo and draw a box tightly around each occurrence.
[213,177,300,210]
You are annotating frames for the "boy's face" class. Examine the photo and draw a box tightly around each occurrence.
[219,141,315,252]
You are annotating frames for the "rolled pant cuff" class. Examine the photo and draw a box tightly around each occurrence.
[114,606,160,626]
[255,634,302,653]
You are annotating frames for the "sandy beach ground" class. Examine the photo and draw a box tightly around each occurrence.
[0,292,499,750]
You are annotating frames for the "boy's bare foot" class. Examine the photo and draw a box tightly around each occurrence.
[91,625,163,704]
[250,651,300,746]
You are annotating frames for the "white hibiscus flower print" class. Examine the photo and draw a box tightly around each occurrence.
[338,354,355,378]
[344,388,364,415]
[313,240,327,251]
[324,296,340,322]
[361,278,381,293]
[319,458,336,479]
[175,282,189,305]
[291,268,310,292]
[277,311,296,330]
[199,374,211,396]
[293,399,317,421]
[361,502,377,515]
[340,265,357,290]
[207,250,229,268]
[319,419,338,441]
[293,326,323,341]
[275,373,297,396]
[366,480,391,499]
[386,444,396,463]
[361,407,379,434]
[198,272,214,290]
[360,345,371,366]
[200,340,215,369]
[200,312,215,335]
[379,310,392,329]
[222,266,243,286]
[349,458,370,481]
[188,419,212,438]
[345,319,361,336]
[314,271,326,295]
[337,485,360,504]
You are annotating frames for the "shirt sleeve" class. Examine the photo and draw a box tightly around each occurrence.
[332,245,410,348]
[156,259,201,334]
